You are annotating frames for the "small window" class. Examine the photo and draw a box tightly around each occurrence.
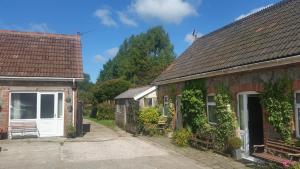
[144,98,153,107]
[57,93,63,118]
[207,95,217,123]
[163,96,169,116]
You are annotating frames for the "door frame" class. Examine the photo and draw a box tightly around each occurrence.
[9,91,64,137]
[237,91,259,157]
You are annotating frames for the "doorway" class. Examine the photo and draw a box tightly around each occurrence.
[247,95,264,153]
[237,92,264,157]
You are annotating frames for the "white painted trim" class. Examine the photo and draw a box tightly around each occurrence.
[0,76,84,81]
[294,91,300,138]
[206,94,217,124]
[153,54,300,85]
[133,86,157,100]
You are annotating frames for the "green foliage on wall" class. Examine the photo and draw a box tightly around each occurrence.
[181,89,207,133]
[138,107,160,136]
[214,84,236,150]
[261,77,293,142]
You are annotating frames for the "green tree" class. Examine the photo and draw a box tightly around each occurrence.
[78,73,95,115]
[94,78,131,103]
[97,26,175,85]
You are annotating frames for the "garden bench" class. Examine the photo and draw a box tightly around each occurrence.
[157,120,166,134]
[252,139,300,165]
[189,134,214,150]
[9,121,39,139]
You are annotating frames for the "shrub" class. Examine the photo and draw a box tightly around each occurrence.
[138,107,160,136]
[66,125,76,138]
[96,102,115,120]
[288,163,300,169]
[172,128,192,146]
[295,140,300,147]
[228,137,242,150]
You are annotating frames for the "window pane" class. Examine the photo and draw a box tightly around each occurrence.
[164,96,169,116]
[11,93,37,119]
[41,94,54,118]
[238,95,245,130]
[207,96,215,102]
[57,93,63,118]
[296,93,300,104]
[208,105,217,123]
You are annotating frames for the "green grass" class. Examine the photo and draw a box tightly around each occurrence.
[84,116,116,129]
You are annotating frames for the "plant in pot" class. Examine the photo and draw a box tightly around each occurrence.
[228,136,242,160]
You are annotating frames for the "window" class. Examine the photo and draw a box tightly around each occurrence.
[11,93,37,119]
[207,95,217,123]
[238,94,245,130]
[163,96,169,116]
[144,98,153,107]
[295,92,300,138]
[10,92,64,120]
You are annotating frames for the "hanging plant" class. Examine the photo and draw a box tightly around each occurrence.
[214,84,236,151]
[261,77,293,142]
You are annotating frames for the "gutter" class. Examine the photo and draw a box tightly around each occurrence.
[72,78,75,127]
[153,54,300,85]
[0,76,84,81]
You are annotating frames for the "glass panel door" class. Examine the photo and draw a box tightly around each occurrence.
[40,94,55,118]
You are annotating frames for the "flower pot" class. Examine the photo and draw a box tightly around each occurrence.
[231,149,242,160]
[167,131,173,138]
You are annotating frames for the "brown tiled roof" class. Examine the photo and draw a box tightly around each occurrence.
[0,30,83,78]
[154,0,300,84]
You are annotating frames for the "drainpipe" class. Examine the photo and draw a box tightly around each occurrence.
[72,78,75,127]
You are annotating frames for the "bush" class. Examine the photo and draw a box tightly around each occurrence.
[66,125,76,138]
[289,163,300,169]
[228,137,242,150]
[138,107,160,136]
[295,140,300,147]
[96,102,115,120]
[172,128,192,146]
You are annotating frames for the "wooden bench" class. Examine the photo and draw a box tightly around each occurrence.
[157,120,166,134]
[253,139,300,165]
[189,134,214,150]
[9,121,39,139]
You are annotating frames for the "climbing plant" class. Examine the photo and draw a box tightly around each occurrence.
[261,77,293,142]
[214,84,236,150]
[181,89,207,133]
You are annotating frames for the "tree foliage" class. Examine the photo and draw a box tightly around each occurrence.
[78,73,95,115]
[97,26,175,86]
[93,78,131,103]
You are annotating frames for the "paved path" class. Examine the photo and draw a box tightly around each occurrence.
[0,119,249,169]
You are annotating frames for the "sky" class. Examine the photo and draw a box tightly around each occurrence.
[0,0,280,82]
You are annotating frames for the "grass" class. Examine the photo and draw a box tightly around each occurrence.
[84,116,116,129]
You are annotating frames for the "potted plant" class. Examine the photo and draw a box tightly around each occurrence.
[228,136,242,160]
[165,128,173,138]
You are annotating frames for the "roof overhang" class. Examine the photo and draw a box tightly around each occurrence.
[133,86,157,100]
[153,54,300,85]
[0,76,84,81]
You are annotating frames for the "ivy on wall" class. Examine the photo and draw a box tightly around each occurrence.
[261,77,293,142]
[214,84,236,150]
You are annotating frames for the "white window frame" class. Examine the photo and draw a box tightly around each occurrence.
[163,96,169,116]
[295,91,300,138]
[207,94,217,124]
[144,98,153,107]
[9,91,64,123]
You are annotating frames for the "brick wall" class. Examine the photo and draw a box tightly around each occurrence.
[157,63,300,142]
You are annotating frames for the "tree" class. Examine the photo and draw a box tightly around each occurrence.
[97,26,175,86]
[94,78,131,103]
[78,73,95,115]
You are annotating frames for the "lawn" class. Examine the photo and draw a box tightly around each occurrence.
[84,116,116,129]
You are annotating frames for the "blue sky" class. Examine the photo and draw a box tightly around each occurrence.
[0,0,280,82]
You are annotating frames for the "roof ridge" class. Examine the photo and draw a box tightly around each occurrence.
[0,29,80,40]
[193,0,293,43]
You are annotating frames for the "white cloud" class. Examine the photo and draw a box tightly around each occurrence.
[185,32,203,44]
[94,47,119,63]
[94,9,117,27]
[105,47,119,57]
[27,23,54,32]
[131,0,198,24]
[235,4,273,21]
[118,12,138,27]
[0,22,54,33]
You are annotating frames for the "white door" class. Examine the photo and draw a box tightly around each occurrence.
[237,94,250,157]
[37,93,64,137]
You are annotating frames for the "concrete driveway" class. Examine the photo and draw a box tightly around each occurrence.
[0,120,247,169]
